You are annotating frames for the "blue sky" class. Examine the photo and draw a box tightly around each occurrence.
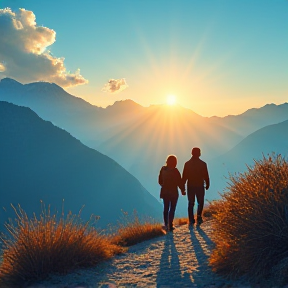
[0,0,287,116]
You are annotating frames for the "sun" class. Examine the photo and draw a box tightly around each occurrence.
[166,95,176,105]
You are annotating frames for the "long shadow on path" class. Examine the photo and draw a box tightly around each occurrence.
[189,225,221,287]
[196,225,215,248]
[156,232,192,288]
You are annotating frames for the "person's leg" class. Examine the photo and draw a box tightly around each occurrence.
[163,198,170,227]
[187,187,196,224]
[195,187,205,223]
[168,195,178,229]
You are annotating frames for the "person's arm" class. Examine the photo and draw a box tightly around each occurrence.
[181,163,188,195]
[182,162,188,187]
[158,167,163,186]
[176,168,186,195]
[204,163,210,190]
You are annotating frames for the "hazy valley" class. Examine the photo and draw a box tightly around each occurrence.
[0,100,161,229]
[1,78,288,222]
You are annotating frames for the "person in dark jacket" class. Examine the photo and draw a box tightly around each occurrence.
[158,155,186,231]
[182,147,210,226]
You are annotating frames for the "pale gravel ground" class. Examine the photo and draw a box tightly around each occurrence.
[30,221,253,288]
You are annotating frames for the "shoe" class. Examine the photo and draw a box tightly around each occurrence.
[169,224,175,231]
[197,216,203,225]
[188,223,194,228]
[162,225,168,232]
[189,218,195,226]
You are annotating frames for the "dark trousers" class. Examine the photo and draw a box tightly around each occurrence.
[187,186,205,222]
[163,195,178,226]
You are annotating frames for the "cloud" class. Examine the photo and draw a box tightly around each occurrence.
[102,78,128,94]
[0,62,6,72]
[0,8,88,87]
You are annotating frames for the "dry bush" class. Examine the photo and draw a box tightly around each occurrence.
[202,203,218,219]
[110,211,166,247]
[0,205,123,287]
[174,217,189,226]
[209,155,288,285]
[174,206,215,226]
[272,256,288,285]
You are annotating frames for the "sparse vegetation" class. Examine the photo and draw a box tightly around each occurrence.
[110,211,166,247]
[202,203,218,218]
[174,205,215,226]
[0,206,164,287]
[174,217,189,226]
[209,155,288,285]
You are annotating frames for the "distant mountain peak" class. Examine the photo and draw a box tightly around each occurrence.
[0,77,23,87]
[107,99,143,110]
[24,81,65,94]
[0,78,65,94]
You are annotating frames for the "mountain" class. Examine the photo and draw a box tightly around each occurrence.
[2,78,288,215]
[209,120,288,198]
[96,104,242,200]
[210,103,288,137]
[0,101,161,229]
[0,78,104,143]
[0,78,150,147]
[0,79,243,196]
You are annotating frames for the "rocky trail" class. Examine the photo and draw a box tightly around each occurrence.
[32,221,249,288]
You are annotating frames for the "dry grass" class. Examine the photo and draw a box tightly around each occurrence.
[110,212,166,247]
[209,155,288,285]
[174,217,189,226]
[202,203,218,219]
[0,205,123,287]
[0,207,165,287]
[174,206,215,226]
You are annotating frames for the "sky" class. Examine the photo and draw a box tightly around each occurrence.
[0,0,287,116]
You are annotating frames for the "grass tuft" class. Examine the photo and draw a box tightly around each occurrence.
[110,211,166,247]
[174,217,189,226]
[202,203,218,218]
[0,207,165,286]
[209,154,288,285]
[0,205,123,286]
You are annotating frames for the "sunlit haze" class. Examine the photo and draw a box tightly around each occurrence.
[1,2,288,279]
[0,1,287,117]
[167,95,177,106]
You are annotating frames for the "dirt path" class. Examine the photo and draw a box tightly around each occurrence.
[32,221,248,288]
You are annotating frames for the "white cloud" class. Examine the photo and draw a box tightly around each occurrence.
[0,8,88,87]
[102,78,128,94]
[0,62,6,72]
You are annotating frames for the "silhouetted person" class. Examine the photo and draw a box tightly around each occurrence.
[158,155,186,231]
[182,147,210,226]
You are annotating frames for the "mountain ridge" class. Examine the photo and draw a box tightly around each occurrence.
[1,78,288,212]
[0,101,161,229]
[1,78,287,122]
[209,119,288,198]
[209,102,288,136]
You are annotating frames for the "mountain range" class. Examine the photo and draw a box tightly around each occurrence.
[210,103,288,137]
[209,119,288,198]
[1,78,287,215]
[0,101,161,229]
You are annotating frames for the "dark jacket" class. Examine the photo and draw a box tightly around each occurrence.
[182,157,210,188]
[158,166,184,198]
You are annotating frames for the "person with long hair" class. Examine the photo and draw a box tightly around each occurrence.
[158,155,186,231]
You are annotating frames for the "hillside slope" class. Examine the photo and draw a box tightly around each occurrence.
[0,101,161,229]
[210,103,288,137]
[209,120,288,198]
